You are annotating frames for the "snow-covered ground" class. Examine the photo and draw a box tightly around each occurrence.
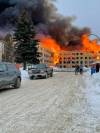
[83,71,100,117]
[20,67,29,80]
[0,69,100,133]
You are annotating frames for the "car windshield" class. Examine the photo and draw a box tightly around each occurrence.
[0,64,6,71]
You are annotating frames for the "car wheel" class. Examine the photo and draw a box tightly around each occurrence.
[14,77,21,89]
[50,73,53,77]
[30,76,36,80]
[30,76,33,80]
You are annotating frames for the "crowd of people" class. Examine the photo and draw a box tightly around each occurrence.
[75,63,100,75]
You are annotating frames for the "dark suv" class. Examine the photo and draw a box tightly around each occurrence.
[0,62,21,89]
[28,64,53,79]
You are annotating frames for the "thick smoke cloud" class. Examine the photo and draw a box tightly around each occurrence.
[0,0,91,48]
[0,0,56,26]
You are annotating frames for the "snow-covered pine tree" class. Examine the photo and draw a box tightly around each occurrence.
[14,10,40,70]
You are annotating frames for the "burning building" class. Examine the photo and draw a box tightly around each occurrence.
[38,46,95,68]
[36,34,61,66]
[0,0,99,67]
[38,43,54,66]
[57,50,94,68]
[37,34,100,68]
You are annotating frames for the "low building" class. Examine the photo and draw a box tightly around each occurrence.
[38,44,54,66]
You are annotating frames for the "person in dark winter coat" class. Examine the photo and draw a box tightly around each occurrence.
[91,65,96,75]
[96,63,100,73]
[79,64,83,74]
[75,65,79,75]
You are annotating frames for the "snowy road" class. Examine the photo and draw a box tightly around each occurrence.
[0,72,100,133]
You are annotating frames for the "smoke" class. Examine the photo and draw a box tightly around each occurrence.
[0,0,91,48]
[0,0,56,26]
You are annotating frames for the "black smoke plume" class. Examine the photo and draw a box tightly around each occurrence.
[0,0,91,48]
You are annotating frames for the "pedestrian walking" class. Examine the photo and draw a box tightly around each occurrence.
[75,65,79,75]
[79,64,83,75]
[91,65,96,75]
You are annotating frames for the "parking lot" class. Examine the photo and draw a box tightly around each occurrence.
[0,72,100,133]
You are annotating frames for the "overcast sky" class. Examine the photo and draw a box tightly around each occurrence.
[55,0,100,36]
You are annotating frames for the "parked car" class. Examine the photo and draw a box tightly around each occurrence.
[0,62,21,89]
[28,64,53,79]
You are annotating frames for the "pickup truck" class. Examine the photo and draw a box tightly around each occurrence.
[28,64,53,79]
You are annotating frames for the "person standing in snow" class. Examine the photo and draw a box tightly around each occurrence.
[75,65,79,75]
[91,65,96,75]
[96,63,100,73]
[79,64,83,75]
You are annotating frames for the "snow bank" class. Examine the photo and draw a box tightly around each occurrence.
[20,67,29,80]
[53,67,75,72]
[53,66,89,72]
[84,71,100,115]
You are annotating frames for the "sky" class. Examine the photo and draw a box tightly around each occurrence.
[55,0,100,37]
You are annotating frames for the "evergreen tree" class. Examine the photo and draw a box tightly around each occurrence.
[14,10,40,70]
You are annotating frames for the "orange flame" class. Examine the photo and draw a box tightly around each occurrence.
[40,36,61,64]
[82,34,100,53]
